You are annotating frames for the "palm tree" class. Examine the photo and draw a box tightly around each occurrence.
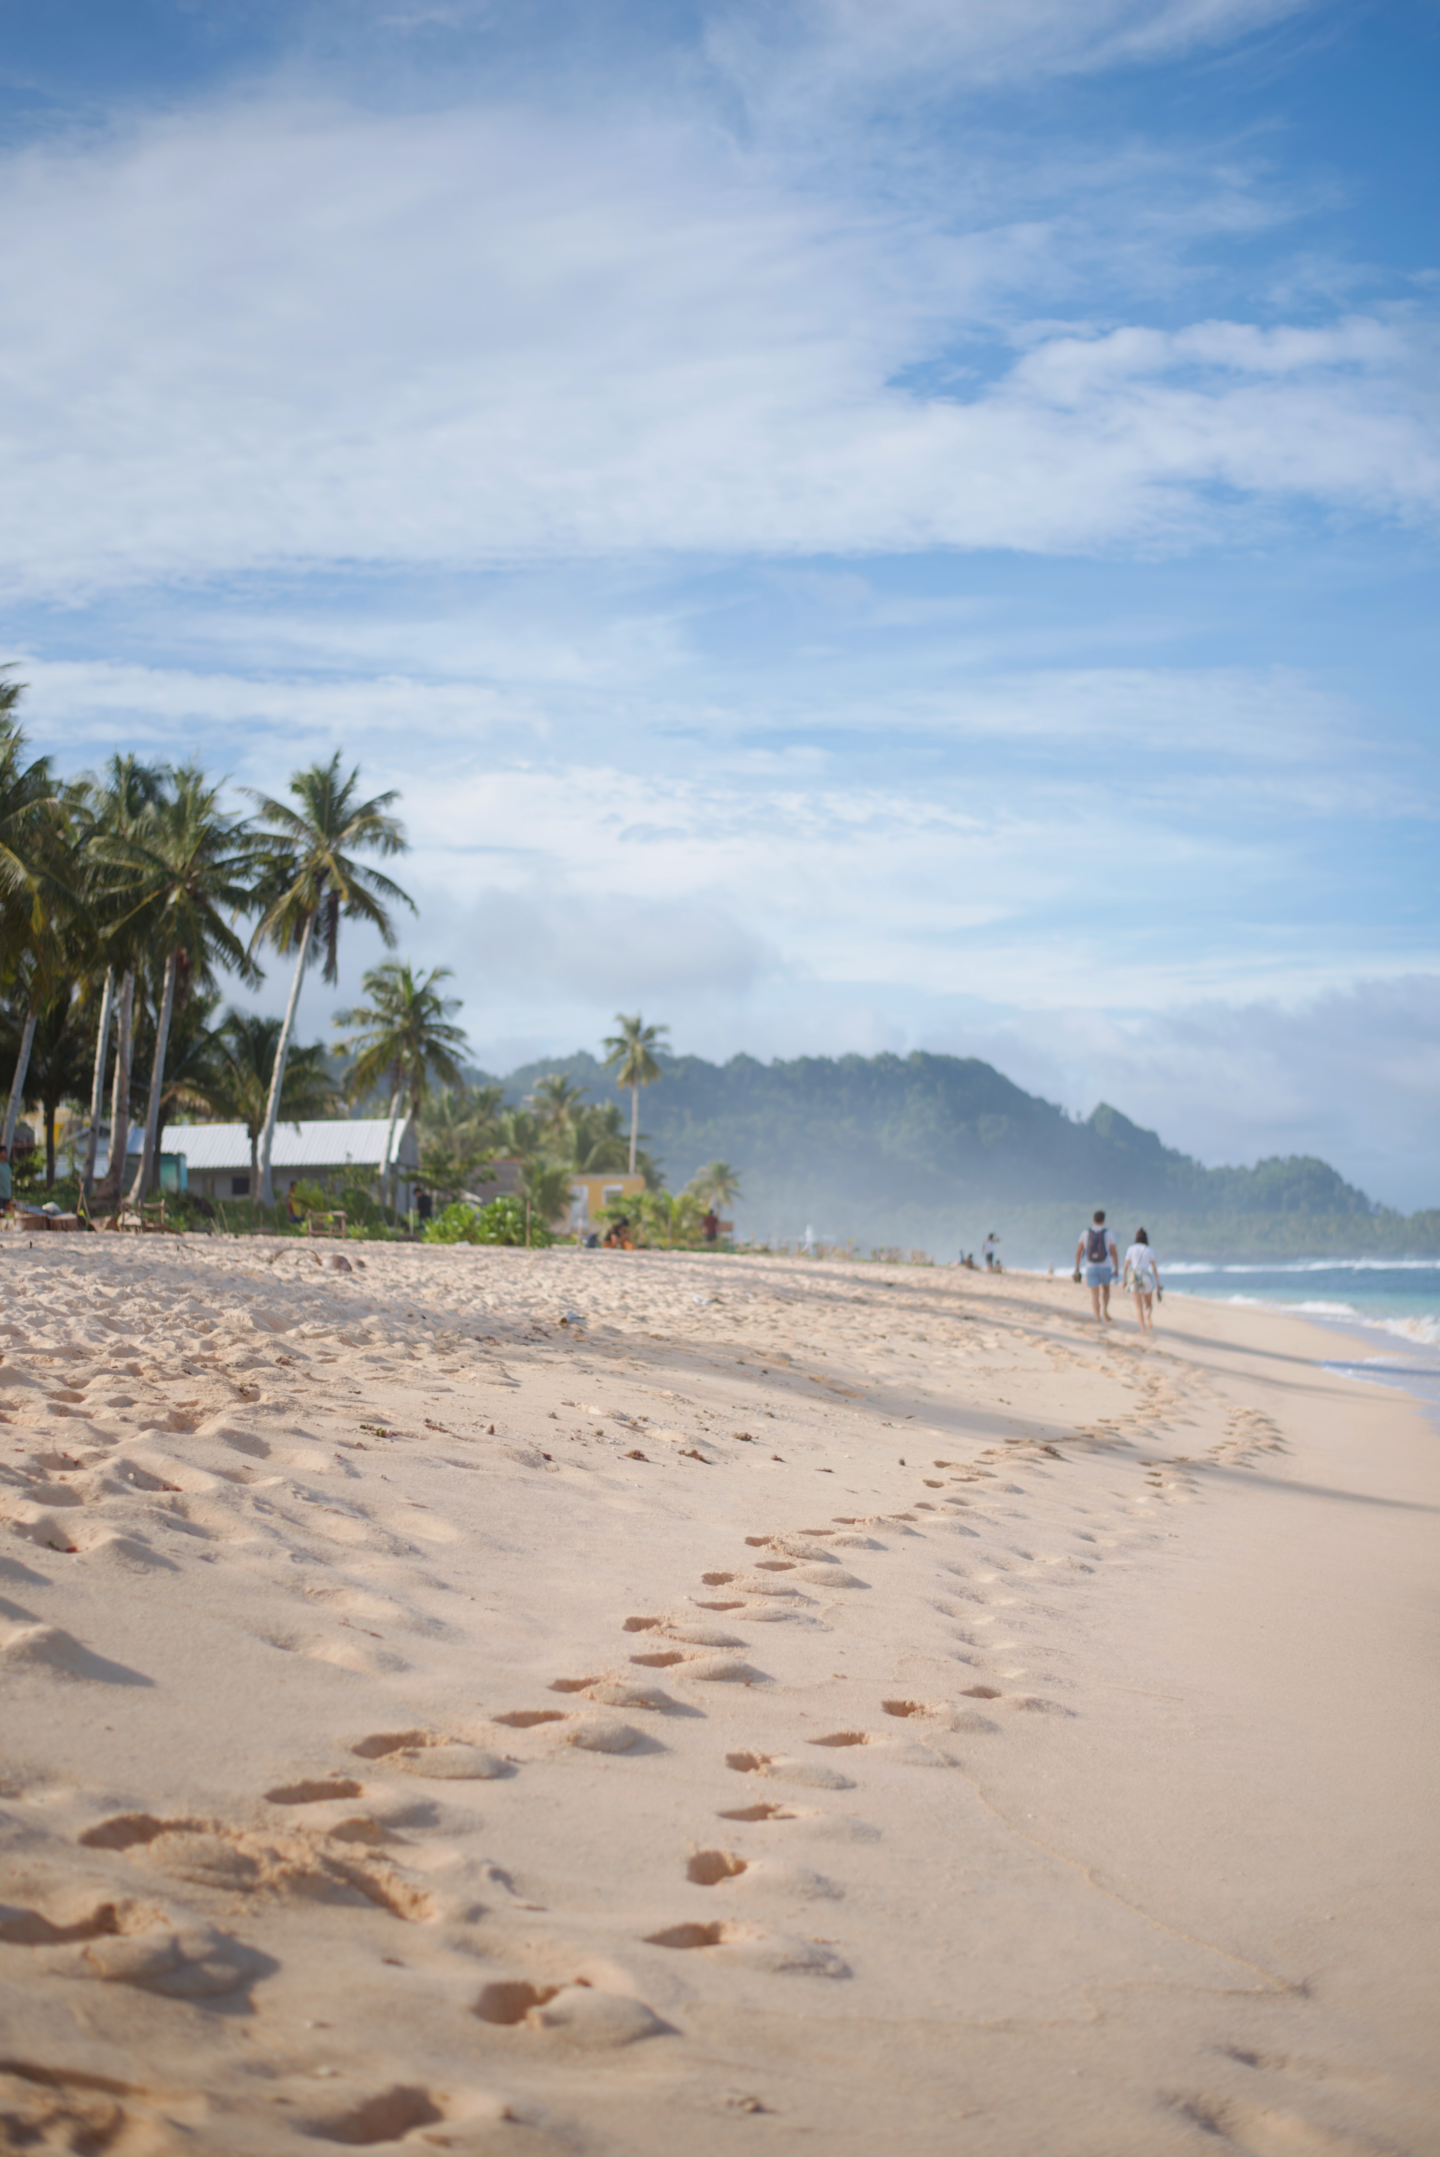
[334,961,467,1209]
[602,1012,669,1174]
[690,1160,743,1212]
[21,980,98,1186]
[529,1072,587,1144]
[75,755,168,1199]
[418,1081,503,1202]
[0,707,69,1155]
[246,755,412,1207]
[92,764,262,1204]
[570,1098,631,1173]
[184,1009,341,1203]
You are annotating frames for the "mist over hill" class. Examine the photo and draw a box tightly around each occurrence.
[475,1047,1439,1263]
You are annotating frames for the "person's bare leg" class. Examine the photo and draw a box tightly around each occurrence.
[1101,1280,1112,1322]
[1089,1284,1102,1321]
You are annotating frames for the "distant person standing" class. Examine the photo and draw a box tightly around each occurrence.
[982,1232,999,1271]
[1123,1228,1161,1330]
[1074,1209,1119,1323]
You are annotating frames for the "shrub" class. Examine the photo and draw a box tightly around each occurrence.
[424,1195,551,1247]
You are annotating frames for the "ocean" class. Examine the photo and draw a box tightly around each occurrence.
[1167,1260,1440,1415]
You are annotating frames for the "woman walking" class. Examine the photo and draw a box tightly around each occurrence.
[1123,1228,1162,1330]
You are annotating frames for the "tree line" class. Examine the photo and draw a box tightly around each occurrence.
[0,670,743,1241]
[0,667,461,1207]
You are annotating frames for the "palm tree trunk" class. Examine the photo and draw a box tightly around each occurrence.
[103,971,135,1199]
[45,1101,57,1187]
[629,1082,639,1173]
[127,950,179,1205]
[81,968,116,1199]
[250,1127,260,1209]
[2,1008,38,1153]
[256,908,315,1208]
[383,1083,404,1215]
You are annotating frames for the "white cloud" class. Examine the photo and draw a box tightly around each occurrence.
[706,0,1317,113]
[0,93,1433,599]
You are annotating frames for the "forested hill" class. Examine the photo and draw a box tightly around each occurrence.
[475,1047,1430,1258]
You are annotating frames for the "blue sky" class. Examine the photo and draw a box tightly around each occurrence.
[2,0,1437,1206]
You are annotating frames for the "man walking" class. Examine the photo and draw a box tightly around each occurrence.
[1075,1208,1119,1323]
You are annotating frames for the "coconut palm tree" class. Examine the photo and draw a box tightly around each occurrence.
[418,1081,503,1202]
[334,961,467,1209]
[92,764,262,1204]
[246,755,412,1208]
[20,980,100,1186]
[602,1012,669,1174]
[529,1072,587,1144]
[570,1098,632,1174]
[689,1160,743,1212]
[183,1009,341,1203]
[75,755,169,1199]
[0,708,70,1154]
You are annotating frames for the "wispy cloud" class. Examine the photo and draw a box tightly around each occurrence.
[1,86,1432,599]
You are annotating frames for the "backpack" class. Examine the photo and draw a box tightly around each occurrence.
[1085,1226,1110,1264]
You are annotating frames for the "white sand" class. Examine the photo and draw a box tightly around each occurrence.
[1,1238,1435,2155]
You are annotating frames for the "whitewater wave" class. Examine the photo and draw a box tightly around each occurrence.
[1168,1259,1440,1276]
[1371,1312,1440,1350]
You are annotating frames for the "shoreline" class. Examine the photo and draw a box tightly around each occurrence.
[2,1241,1435,2154]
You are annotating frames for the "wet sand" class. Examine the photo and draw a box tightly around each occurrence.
[2,1239,1436,2155]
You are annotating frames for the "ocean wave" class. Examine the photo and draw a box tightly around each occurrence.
[1168,1259,1440,1275]
[1370,1313,1440,1349]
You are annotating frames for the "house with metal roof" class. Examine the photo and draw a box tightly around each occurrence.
[163,1118,418,1205]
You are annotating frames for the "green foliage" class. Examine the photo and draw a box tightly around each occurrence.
[423,1200,486,1244]
[285,1178,331,1216]
[423,1194,552,1247]
[417,1080,503,1199]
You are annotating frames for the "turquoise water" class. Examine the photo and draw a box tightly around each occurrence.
[1168,1260,1440,1411]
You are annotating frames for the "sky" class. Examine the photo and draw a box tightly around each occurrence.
[2,0,1437,1209]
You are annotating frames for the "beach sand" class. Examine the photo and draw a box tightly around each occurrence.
[1,1238,1435,2155]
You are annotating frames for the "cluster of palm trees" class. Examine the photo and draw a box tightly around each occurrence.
[0,670,458,1206]
[1,670,745,1241]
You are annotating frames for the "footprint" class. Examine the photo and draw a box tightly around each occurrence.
[808,1731,873,1748]
[622,1617,661,1632]
[687,1850,748,1885]
[726,1751,772,1774]
[629,1650,689,1668]
[645,1920,726,1948]
[717,1803,800,1823]
[548,1676,603,1693]
[695,1599,746,1612]
[701,1571,735,1585]
[961,1686,1002,1700]
[302,2086,444,2144]
[265,1778,364,1805]
[644,1922,849,1977]
[491,1710,567,1729]
[349,1732,510,1780]
[476,1980,666,2048]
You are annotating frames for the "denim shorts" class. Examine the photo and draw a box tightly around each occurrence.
[1084,1262,1114,1286]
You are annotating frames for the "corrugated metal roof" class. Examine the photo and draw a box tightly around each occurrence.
[166,1119,417,1173]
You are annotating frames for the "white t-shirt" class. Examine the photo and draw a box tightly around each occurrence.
[1125,1242,1158,1283]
